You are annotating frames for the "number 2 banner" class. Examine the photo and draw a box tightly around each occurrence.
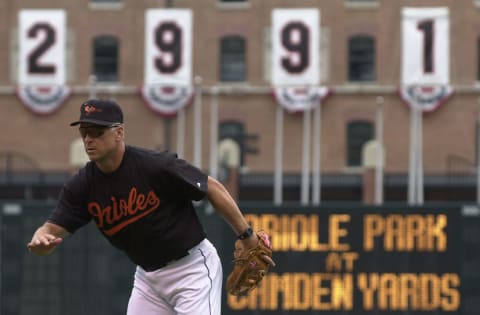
[19,10,66,86]
[17,10,70,115]
[400,7,452,112]
[140,9,193,116]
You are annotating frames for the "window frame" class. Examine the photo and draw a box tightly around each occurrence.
[92,35,120,83]
[477,36,480,81]
[344,0,379,9]
[89,0,123,10]
[219,121,246,166]
[219,35,247,83]
[348,35,376,82]
[346,120,374,167]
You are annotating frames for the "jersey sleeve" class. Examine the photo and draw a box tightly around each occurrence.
[47,171,92,233]
[161,152,208,201]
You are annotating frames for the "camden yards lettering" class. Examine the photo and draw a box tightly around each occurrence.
[221,206,464,315]
[88,187,160,236]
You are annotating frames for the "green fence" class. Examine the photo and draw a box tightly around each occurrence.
[1,201,479,315]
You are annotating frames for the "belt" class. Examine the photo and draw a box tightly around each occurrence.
[142,251,190,272]
[142,239,205,272]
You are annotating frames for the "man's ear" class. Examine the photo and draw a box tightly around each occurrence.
[116,126,124,141]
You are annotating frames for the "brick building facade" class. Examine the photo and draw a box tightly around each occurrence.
[1,0,480,202]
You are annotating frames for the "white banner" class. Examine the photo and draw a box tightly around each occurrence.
[399,85,453,112]
[272,9,320,86]
[144,9,192,86]
[139,84,193,117]
[16,85,71,115]
[272,86,330,113]
[19,10,66,85]
[18,10,70,115]
[402,7,449,85]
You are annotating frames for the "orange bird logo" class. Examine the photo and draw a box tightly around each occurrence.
[84,105,103,115]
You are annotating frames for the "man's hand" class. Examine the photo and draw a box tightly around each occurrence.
[27,223,69,256]
[27,234,63,256]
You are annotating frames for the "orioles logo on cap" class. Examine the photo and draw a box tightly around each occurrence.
[84,105,103,115]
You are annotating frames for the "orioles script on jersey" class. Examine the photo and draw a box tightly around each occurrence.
[88,187,161,236]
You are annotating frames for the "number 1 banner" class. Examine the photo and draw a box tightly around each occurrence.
[17,10,71,115]
[400,7,453,112]
[400,7,453,205]
[271,8,329,113]
[140,9,194,116]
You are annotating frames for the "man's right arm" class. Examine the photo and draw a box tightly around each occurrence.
[27,222,70,256]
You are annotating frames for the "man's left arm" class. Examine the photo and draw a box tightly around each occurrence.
[206,176,275,295]
[206,176,259,247]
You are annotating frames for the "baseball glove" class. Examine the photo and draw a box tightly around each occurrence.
[226,230,275,296]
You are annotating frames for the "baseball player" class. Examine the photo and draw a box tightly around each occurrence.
[27,99,261,315]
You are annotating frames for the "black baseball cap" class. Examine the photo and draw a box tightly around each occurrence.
[70,99,124,126]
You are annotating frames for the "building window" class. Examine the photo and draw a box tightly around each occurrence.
[345,0,379,7]
[220,36,246,82]
[217,0,250,9]
[477,37,480,81]
[91,0,121,3]
[89,0,123,10]
[219,121,246,166]
[347,120,373,167]
[93,36,119,82]
[348,35,375,82]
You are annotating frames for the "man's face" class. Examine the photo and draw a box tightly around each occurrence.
[78,123,122,161]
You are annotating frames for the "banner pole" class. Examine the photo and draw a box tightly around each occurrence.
[417,108,424,204]
[477,98,480,204]
[209,87,219,178]
[408,104,417,205]
[375,96,384,205]
[176,106,185,158]
[193,76,202,168]
[301,107,311,205]
[312,99,322,205]
[274,105,284,205]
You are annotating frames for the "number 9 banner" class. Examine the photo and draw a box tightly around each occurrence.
[141,9,194,116]
[144,9,192,86]
[272,9,320,86]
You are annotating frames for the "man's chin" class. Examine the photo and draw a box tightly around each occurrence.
[86,152,99,161]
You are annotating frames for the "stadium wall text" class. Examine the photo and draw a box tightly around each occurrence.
[216,204,475,315]
[1,202,478,315]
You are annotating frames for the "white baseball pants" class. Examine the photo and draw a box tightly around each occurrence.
[126,239,223,315]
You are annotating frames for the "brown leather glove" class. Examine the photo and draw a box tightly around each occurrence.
[226,230,275,296]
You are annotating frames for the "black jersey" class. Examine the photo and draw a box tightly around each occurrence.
[48,145,208,271]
